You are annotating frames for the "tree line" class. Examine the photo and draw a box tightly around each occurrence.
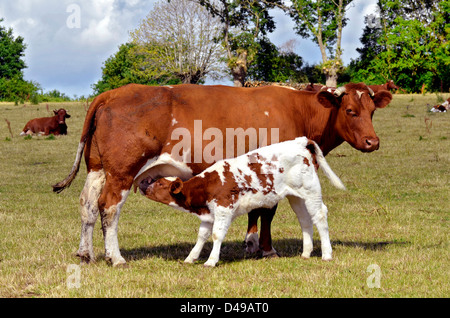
[1,0,448,102]
[94,0,449,94]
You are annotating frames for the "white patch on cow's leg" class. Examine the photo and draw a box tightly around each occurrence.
[78,170,106,263]
[103,189,130,267]
[204,208,232,267]
[288,196,314,259]
[244,232,259,254]
[185,221,213,264]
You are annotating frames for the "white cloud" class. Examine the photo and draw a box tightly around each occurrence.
[0,0,155,96]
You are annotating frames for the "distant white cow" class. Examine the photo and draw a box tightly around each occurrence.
[139,137,346,267]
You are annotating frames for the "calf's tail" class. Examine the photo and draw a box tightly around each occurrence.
[307,140,346,191]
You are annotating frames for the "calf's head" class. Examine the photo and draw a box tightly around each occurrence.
[54,109,71,125]
[316,83,392,152]
[139,176,187,206]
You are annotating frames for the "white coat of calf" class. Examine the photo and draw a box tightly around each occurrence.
[140,137,346,267]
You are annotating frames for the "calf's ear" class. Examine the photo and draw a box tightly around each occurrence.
[65,114,71,118]
[170,178,184,194]
[373,91,392,108]
[316,91,339,108]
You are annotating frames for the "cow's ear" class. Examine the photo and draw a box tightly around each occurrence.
[170,178,183,194]
[65,114,71,118]
[316,91,339,108]
[53,110,58,115]
[373,91,392,109]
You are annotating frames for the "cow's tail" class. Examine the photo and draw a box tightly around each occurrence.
[52,94,104,193]
[307,140,346,191]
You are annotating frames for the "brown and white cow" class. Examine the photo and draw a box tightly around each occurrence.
[53,83,392,266]
[20,108,71,136]
[368,80,399,93]
[431,97,450,112]
[139,137,346,267]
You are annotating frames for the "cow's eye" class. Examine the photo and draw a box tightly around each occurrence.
[346,109,357,117]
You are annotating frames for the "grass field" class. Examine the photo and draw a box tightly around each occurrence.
[0,93,448,298]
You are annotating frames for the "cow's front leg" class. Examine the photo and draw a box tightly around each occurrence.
[98,177,131,267]
[259,205,279,257]
[245,206,278,257]
[245,210,260,254]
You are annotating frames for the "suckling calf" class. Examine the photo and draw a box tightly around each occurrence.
[139,137,346,267]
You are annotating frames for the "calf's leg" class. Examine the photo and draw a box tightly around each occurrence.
[185,220,213,264]
[289,195,332,261]
[287,196,314,259]
[204,208,233,267]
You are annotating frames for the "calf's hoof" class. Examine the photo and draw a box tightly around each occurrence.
[106,255,128,268]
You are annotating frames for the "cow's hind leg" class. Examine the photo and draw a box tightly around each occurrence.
[98,175,132,267]
[78,170,106,263]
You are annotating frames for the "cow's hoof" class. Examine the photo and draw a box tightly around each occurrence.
[76,251,94,264]
[262,248,280,258]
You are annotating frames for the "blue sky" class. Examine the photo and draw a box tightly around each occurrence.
[0,0,378,97]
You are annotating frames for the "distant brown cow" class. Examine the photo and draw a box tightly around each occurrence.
[368,80,399,93]
[303,83,327,92]
[20,109,71,136]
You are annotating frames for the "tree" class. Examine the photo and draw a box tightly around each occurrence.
[129,0,225,84]
[0,18,39,102]
[350,0,449,92]
[92,43,181,95]
[289,0,353,87]
[247,37,306,83]
[0,18,27,80]
[196,0,282,86]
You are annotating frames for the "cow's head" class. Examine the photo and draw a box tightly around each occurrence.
[316,83,392,152]
[53,109,71,125]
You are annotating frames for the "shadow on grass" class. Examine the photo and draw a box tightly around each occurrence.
[121,238,409,264]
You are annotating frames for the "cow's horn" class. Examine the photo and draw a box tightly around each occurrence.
[368,87,375,96]
[334,86,346,97]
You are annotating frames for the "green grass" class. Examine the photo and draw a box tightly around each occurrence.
[0,94,448,298]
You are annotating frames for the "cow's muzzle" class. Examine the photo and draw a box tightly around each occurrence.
[363,137,380,152]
